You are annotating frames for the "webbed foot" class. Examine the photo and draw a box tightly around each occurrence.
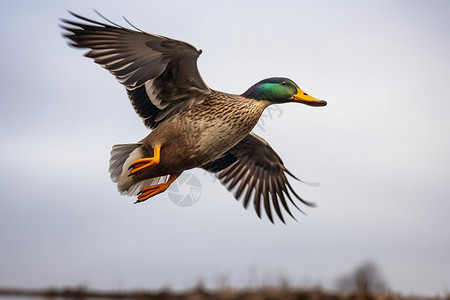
[134,174,179,203]
[128,144,161,175]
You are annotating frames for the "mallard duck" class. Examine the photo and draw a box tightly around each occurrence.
[61,12,327,223]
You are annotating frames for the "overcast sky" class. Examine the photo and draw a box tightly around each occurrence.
[1,0,449,297]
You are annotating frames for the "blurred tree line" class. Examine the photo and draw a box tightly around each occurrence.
[335,260,389,294]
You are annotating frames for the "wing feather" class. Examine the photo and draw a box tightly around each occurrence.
[202,133,315,223]
[61,12,210,129]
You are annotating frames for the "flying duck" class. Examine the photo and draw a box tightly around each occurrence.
[61,12,327,223]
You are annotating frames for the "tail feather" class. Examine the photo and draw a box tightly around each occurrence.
[109,143,142,183]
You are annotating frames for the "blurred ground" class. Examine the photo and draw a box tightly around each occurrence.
[0,287,446,300]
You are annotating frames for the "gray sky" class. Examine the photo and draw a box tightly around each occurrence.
[1,0,449,296]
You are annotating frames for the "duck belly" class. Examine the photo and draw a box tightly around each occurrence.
[141,123,243,176]
[140,117,258,177]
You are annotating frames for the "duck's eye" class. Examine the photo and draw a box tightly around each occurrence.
[280,81,287,86]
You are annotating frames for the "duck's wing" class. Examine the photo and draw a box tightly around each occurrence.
[61,12,211,129]
[202,133,315,224]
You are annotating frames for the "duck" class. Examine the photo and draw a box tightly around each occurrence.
[61,12,327,223]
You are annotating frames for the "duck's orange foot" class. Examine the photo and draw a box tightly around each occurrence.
[128,144,161,175]
[134,174,179,203]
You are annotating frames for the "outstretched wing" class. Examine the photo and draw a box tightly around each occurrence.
[202,133,315,223]
[61,12,211,129]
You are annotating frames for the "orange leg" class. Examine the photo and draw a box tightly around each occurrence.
[128,144,161,175]
[135,174,179,203]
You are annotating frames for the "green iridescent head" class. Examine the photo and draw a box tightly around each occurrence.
[242,77,326,106]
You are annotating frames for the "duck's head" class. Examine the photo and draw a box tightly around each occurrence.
[242,77,327,107]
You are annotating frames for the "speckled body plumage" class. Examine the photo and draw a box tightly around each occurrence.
[137,91,271,179]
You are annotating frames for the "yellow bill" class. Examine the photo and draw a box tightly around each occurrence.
[291,88,327,107]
